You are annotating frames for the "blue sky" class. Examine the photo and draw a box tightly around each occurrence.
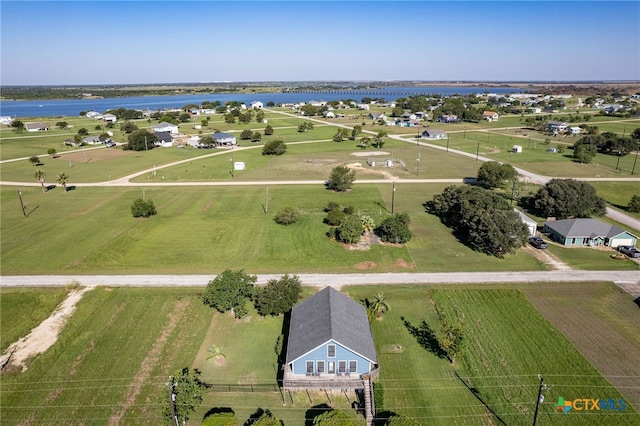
[1,1,638,85]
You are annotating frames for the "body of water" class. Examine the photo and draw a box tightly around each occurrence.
[0,86,522,118]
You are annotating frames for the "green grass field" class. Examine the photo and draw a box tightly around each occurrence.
[2,284,637,425]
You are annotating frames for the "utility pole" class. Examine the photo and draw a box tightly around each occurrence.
[416,154,421,176]
[476,139,480,162]
[446,136,449,153]
[167,376,178,426]
[632,149,638,175]
[230,156,234,178]
[265,188,269,214]
[532,375,547,426]
[17,188,26,217]
[391,181,396,214]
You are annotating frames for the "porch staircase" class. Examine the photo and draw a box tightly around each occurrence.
[363,375,375,426]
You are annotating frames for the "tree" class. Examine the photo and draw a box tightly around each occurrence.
[533,179,606,219]
[336,214,363,243]
[350,125,362,140]
[254,274,302,316]
[47,148,57,157]
[326,165,356,192]
[127,129,157,151]
[251,132,262,142]
[205,345,226,365]
[131,198,157,218]
[162,368,208,425]
[477,161,517,189]
[264,124,274,135]
[77,127,89,137]
[34,169,46,193]
[120,121,139,134]
[202,412,237,426]
[332,128,349,142]
[437,314,464,365]
[573,141,597,164]
[391,107,404,117]
[56,121,68,129]
[57,172,69,192]
[255,110,265,123]
[629,195,640,213]
[10,120,25,131]
[251,411,282,426]
[313,410,357,426]
[274,207,298,225]
[324,209,345,226]
[374,131,388,148]
[376,213,412,244]
[240,129,253,140]
[427,185,529,257]
[631,128,640,140]
[202,270,256,317]
[29,155,40,166]
[372,292,390,318]
[358,136,371,149]
[298,122,314,132]
[262,139,286,155]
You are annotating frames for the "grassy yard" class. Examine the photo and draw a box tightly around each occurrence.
[2,284,637,425]
[0,286,69,352]
[592,181,640,221]
[0,183,548,275]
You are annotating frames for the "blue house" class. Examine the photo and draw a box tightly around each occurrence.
[543,218,638,248]
[211,131,236,146]
[283,287,378,391]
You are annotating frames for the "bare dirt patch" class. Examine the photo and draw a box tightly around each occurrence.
[350,151,390,157]
[354,261,377,269]
[58,147,129,163]
[395,258,415,269]
[0,287,94,373]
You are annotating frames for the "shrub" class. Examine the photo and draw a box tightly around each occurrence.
[202,412,236,426]
[376,213,412,244]
[326,165,356,192]
[262,139,286,155]
[240,129,253,140]
[274,207,299,225]
[324,209,345,226]
[336,215,363,244]
[629,194,640,213]
[131,198,157,218]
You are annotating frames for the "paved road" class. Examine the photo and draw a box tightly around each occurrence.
[1,271,638,287]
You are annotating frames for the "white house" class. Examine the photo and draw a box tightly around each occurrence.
[153,121,179,135]
[547,121,568,133]
[421,129,447,140]
[323,111,335,118]
[0,116,13,125]
[102,114,117,123]
[515,209,538,237]
[85,111,102,119]
[357,104,370,111]
[250,101,263,109]
[212,131,236,146]
[25,122,49,132]
[568,127,581,135]
[483,111,500,122]
[512,145,523,153]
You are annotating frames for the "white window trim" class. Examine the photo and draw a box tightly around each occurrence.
[349,360,357,373]
[327,344,336,358]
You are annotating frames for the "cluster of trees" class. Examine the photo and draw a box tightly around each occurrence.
[629,195,640,213]
[531,179,606,219]
[161,368,208,425]
[297,122,314,132]
[476,161,517,189]
[240,129,263,142]
[104,108,143,120]
[125,129,157,151]
[572,130,640,164]
[427,185,529,257]
[262,139,286,155]
[324,202,412,245]
[131,197,157,218]
[202,270,302,318]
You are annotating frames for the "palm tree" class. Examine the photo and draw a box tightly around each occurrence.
[205,345,226,365]
[34,169,46,193]
[372,292,390,319]
[56,172,69,192]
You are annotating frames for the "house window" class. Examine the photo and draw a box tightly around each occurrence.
[306,361,314,375]
[338,361,346,374]
[328,362,335,374]
[317,361,325,374]
[327,345,336,358]
[571,238,576,245]
[349,361,357,373]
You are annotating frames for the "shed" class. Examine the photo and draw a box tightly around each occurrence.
[512,145,523,153]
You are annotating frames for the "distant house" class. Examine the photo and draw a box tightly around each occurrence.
[483,111,500,122]
[82,136,103,145]
[402,113,417,121]
[153,122,179,135]
[439,114,458,123]
[357,104,370,111]
[25,122,49,132]
[283,287,378,392]
[421,129,447,140]
[0,116,13,125]
[568,127,581,135]
[543,218,638,248]
[547,121,567,133]
[250,101,263,109]
[102,114,117,123]
[514,209,538,237]
[155,131,174,147]
[85,111,102,119]
[323,111,335,118]
[368,112,387,121]
[512,145,523,153]
[212,131,236,146]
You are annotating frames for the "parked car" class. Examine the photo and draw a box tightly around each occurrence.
[617,245,640,258]
[529,236,548,249]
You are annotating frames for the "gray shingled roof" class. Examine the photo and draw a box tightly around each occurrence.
[544,218,631,238]
[285,287,377,365]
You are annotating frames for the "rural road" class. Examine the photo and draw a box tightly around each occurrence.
[1,270,638,287]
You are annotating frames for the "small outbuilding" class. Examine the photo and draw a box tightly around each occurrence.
[512,145,523,153]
